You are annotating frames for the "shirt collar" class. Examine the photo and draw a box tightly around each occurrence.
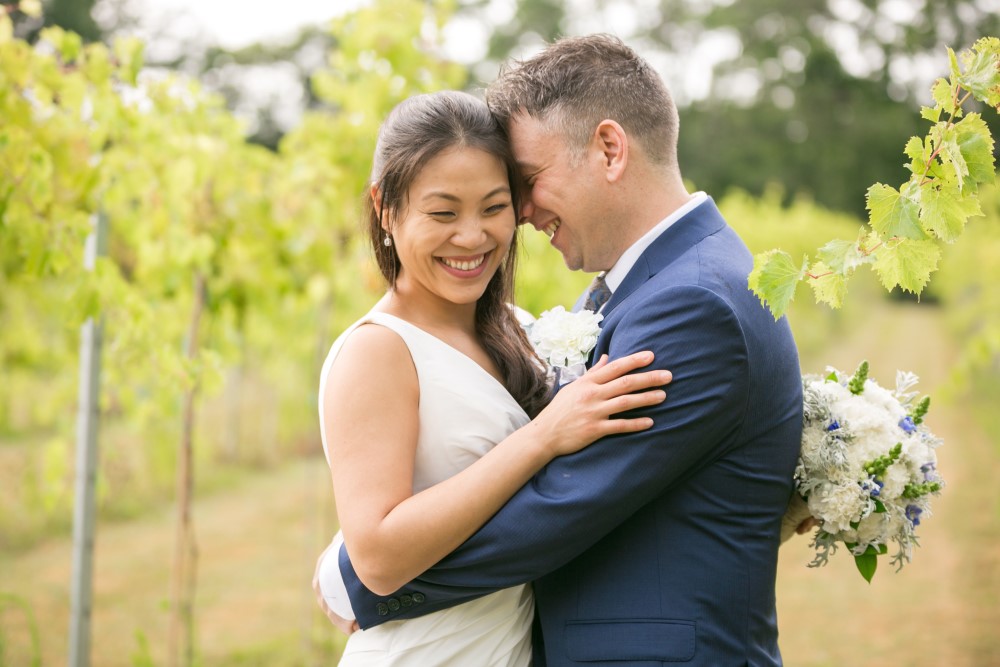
[603,191,708,293]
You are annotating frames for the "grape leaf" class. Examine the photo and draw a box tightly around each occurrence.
[807,261,847,308]
[920,183,983,242]
[919,105,941,123]
[903,136,926,174]
[958,43,1000,103]
[817,238,873,274]
[873,239,941,294]
[936,126,970,189]
[969,38,1000,107]
[931,77,958,117]
[956,113,996,185]
[748,249,807,320]
[866,183,925,240]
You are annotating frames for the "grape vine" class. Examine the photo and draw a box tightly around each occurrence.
[749,38,1000,319]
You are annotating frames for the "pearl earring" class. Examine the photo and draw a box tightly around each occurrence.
[383,235,392,247]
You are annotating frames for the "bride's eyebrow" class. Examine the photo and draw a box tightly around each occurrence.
[480,186,511,200]
[420,192,461,203]
[420,187,511,203]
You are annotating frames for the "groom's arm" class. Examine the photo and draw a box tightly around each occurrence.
[343,286,751,627]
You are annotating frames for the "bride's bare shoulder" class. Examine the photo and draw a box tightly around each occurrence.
[323,321,416,396]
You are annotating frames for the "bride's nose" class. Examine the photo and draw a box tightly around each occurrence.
[451,216,488,248]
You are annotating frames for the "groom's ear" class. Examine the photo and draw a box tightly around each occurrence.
[593,120,628,183]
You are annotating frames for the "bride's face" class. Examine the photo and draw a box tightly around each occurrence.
[385,146,515,307]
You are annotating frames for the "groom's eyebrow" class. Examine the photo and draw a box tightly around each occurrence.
[517,163,542,178]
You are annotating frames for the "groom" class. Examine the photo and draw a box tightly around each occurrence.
[326,34,803,665]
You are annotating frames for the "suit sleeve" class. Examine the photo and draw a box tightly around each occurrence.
[342,285,750,627]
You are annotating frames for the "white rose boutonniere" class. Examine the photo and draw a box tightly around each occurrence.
[525,305,603,384]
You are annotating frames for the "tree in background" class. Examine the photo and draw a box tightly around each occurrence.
[28,0,1000,213]
[460,0,1000,216]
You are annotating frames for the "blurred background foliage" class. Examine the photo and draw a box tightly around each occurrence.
[1,0,998,665]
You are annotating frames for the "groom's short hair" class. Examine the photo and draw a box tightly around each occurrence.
[486,33,679,168]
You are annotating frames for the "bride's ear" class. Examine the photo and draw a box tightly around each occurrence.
[370,184,389,231]
[593,120,628,183]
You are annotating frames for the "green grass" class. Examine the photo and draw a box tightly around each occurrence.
[0,300,998,665]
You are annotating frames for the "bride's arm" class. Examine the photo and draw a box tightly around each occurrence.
[325,324,670,596]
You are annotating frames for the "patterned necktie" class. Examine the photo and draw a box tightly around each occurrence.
[582,273,612,313]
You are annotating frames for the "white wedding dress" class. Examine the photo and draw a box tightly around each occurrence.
[317,311,534,667]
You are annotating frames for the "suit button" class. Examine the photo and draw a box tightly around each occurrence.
[376,603,389,616]
[412,592,425,604]
[388,598,401,612]
[400,594,413,607]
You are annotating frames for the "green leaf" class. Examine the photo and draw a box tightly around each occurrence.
[20,0,43,18]
[873,239,941,294]
[955,113,996,185]
[903,136,927,175]
[931,76,958,117]
[874,499,887,513]
[969,38,1000,107]
[919,106,941,123]
[866,183,925,240]
[920,183,983,242]
[854,550,878,583]
[113,37,145,86]
[817,238,873,274]
[748,250,807,320]
[936,126,970,189]
[807,261,847,309]
[957,44,1000,103]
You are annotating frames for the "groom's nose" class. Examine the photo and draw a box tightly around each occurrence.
[518,198,536,226]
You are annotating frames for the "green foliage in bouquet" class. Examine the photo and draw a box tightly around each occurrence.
[750,38,1000,319]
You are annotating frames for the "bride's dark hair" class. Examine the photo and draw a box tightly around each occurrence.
[366,90,550,417]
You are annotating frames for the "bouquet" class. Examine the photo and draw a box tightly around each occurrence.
[787,360,945,582]
[522,306,602,385]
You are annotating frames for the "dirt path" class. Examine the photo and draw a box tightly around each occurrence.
[777,302,1000,666]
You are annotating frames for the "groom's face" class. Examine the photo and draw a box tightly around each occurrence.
[508,114,611,272]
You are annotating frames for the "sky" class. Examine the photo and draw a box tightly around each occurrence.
[126,0,486,63]
[131,0,368,49]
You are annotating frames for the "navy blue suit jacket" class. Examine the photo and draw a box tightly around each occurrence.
[339,198,803,666]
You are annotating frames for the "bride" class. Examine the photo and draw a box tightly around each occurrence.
[313,90,672,665]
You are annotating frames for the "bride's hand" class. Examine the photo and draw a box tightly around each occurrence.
[533,352,671,458]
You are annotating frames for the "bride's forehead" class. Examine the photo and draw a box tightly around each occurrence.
[410,150,509,191]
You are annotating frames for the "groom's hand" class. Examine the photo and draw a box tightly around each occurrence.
[312,549,360,636]
[795,517,820,534]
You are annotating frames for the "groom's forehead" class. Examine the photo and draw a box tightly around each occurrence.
[509,117,560,166]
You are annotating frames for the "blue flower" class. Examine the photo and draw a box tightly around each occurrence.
[899,416,917,433]
[906,505,923,526]
[921,462,937,482]
[827,420,840,432]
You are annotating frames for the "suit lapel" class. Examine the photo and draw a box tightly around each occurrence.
[601,197,727,316]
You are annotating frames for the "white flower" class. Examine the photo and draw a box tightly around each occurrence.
[795,362,945,580]
[528,306,603,368]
